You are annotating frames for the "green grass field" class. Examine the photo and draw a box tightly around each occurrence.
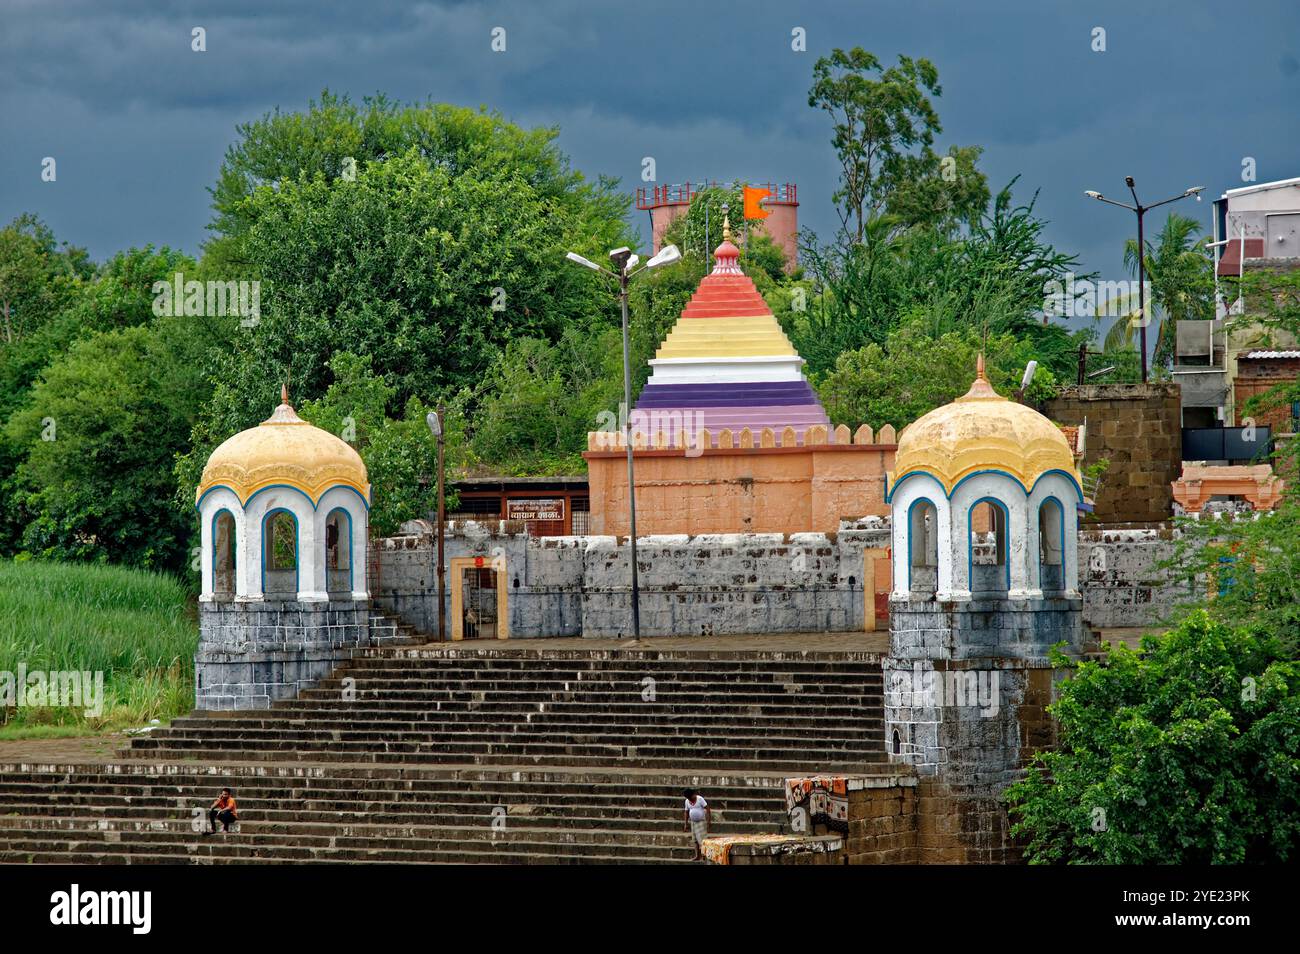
[0,558,197,737]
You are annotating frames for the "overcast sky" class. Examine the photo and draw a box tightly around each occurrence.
[3,0,1298,288]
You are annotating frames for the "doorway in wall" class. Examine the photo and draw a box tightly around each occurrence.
[450,557,509,640]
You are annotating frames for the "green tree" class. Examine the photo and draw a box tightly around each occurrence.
[792,183,1085,377]
[0,246,198,556]
[469,324,624,475]
[1007,612,1300,864]
[297,351,466,536]
[207,91,628,267]
[808,48,987,242]
[0,213,91,344]
[5,319,210,570]
[181,135,630,498]
[816,326,1051,429]
[1101,212,1214,368]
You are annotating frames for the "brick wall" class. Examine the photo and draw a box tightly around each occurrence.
[1234,356,1300,433]
[1044,383,1182,524]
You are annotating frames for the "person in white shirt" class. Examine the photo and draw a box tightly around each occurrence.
[682,788,711,861]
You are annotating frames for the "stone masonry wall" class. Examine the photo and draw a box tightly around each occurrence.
[195,599,370,710]
[1044,383,1182,524]
[883,597,1082,864]
[1078,526,1197,631]
[371,519,892,639]
[370,519,1202,638]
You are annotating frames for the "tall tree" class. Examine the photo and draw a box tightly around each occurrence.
[808,48,987,243]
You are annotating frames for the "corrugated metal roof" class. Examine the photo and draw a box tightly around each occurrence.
[1242,350,1300,359]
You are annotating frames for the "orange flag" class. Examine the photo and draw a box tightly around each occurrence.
[743,185,772,220]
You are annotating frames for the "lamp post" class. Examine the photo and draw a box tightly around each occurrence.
[564,243,682,639]
[425,408,446,642]
[1084,178,1204,382]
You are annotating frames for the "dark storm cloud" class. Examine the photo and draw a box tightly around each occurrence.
[2,0,1297,293]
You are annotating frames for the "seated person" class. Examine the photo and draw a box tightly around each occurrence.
[206,787,239,834]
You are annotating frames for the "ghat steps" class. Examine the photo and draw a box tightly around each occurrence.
[0,643,887,864]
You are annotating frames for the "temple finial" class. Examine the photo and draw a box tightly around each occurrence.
[722,214,733,243]
[281,382,289,405]
[976,353,986,380]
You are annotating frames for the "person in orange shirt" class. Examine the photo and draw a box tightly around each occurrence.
[205,787,238,834]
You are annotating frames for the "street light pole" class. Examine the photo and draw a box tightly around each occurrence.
[1084,178,1204,382]
[616,262,641,640]
[425,408,447,642]
[564,243,682,639]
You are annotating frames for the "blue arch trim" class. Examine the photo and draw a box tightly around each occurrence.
[905,497,939,592]
[195,482,371,514]
[210,508,237,596]
[261,508,300,597]
[967,497,1011,594]
[886,467,1084,505]
[325,507,353,594]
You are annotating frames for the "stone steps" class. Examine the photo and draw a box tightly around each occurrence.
[0,643,887,863]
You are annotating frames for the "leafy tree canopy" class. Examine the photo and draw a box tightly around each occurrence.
[1007,612,1300,864]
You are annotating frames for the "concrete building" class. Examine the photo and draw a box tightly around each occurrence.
[1174,176,1300,429]
[1166,178,1300,510]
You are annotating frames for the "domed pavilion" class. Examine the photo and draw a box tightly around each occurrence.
[193,386,373,709]
[885,356,1083,602]
[196,385,370,603]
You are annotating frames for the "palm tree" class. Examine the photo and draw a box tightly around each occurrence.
[1100,213,1214,367]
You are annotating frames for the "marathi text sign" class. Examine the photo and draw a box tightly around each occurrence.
[506,498,565,522]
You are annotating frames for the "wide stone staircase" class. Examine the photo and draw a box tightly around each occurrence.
[0,642,887,864]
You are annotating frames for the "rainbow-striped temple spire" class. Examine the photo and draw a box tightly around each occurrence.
[631,236,830,447]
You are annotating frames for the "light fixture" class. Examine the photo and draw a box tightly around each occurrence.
[608,246,633,273]
[1021,360,1038,390]
[1084,191,1102,199]
[425,410,442,439]
[565,251,601,271]
[645,244,681,269]
[625,253,640,271]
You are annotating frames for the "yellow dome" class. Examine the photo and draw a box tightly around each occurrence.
[197,388,370,506]
[888,357,1079,497]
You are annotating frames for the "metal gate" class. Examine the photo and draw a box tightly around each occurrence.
[461,567,499,639]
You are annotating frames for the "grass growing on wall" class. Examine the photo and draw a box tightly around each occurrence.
[0,558,198,737]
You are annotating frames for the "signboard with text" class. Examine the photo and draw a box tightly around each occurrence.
[506,498,566,522]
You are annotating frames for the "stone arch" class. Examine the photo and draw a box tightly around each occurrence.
[948,471,1031,600]
[1028,470,1083,598]
[888,472,954,600]
[967,496,1010,597]
[315,486,370,600]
